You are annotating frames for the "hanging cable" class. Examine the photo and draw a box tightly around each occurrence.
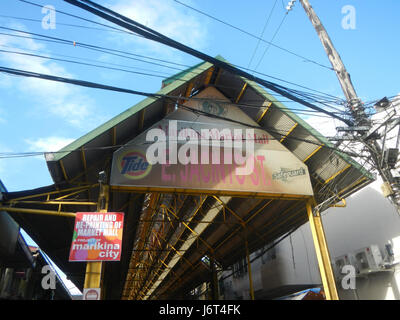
[0,26,345,104]
[0,64,359,157]
[253,12,288,71]
[61,0,353,125]
[17,0,140,37]
[173,0,332,70]
[247,0,279,70]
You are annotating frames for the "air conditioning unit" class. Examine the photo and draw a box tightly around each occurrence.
[353,245,383,273]
[333,254,356,280]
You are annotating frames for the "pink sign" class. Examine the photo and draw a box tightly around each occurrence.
[69,212,124,262]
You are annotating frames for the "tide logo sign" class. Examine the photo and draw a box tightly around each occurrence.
[119,151,152,179]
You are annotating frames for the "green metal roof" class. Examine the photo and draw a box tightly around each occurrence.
[0,179,6,193]
[242,78,373,180]
[50,54,373,180]
[161,60,208,87]
[213,55,373,180]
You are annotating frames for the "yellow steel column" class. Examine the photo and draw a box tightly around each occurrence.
[306,198,339,300]
[84,262,102,289]
[83,183,109,297]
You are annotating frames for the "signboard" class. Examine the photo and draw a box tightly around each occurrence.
[110,87,313,197]
[69,212,124,262]
[83,288,101,300]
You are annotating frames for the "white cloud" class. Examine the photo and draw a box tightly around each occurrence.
[304,114,338,138]
[0,23,99,128]
[25,136,75,152]
[107,0,208,56]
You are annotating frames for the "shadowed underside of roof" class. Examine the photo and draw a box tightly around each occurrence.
[1,55,374,300]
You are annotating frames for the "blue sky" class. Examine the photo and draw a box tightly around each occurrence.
[0,0,399,192]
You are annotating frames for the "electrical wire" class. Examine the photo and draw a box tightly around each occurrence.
[17,0,141,37]
[0,44,174,76]
[253,11,288,71]
[0,26,190,70]
[0,46,346,119]
[0,26,345,104]
[0,65,359,157]
[60,0,353,125]
[0,13,128,34]
[14,0,352,113]
[173,0,332,70]
[0,43,346,112]
[0,48,175,79]
[247,0,279,70]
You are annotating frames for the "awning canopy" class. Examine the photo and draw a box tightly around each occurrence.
[1,56,374,299]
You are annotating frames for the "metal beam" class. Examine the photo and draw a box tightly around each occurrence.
[110,185,310,200]
[7,200,97,206]
[280,123,298,143]
[127,193,160,299]
[142,196,215,299]
[324,163,351,184]
[303,145,323,162]
[59,159,69,182]
[7,184,97,202]
[55,187,94,201]
[112,126,117,146]
[212,196,271,243]
[235,83,247,103]
[257,101,272,123]
[164,205,214,253]
[129,195,189,297]
[184,82,194,98]
[69,156,112,184]
[330,198,346,208]
[137,196,201,298]
[204,67,214,86]
[150,198,270,299]
[138,109,146,131]
[306,198,338,300]
[0,206,76,218]
[337,176,367,197]
[154,232,195,269]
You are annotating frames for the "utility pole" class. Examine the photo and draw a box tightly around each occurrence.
[299,0,400,214]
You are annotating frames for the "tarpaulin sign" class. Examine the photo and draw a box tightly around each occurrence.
[69,212,124,262]
[110,87,313,198]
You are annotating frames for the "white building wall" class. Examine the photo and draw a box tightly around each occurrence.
[321,185,400,299]
[260,226,321,289]
[221,184,400,300]
[322,187,400,260]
